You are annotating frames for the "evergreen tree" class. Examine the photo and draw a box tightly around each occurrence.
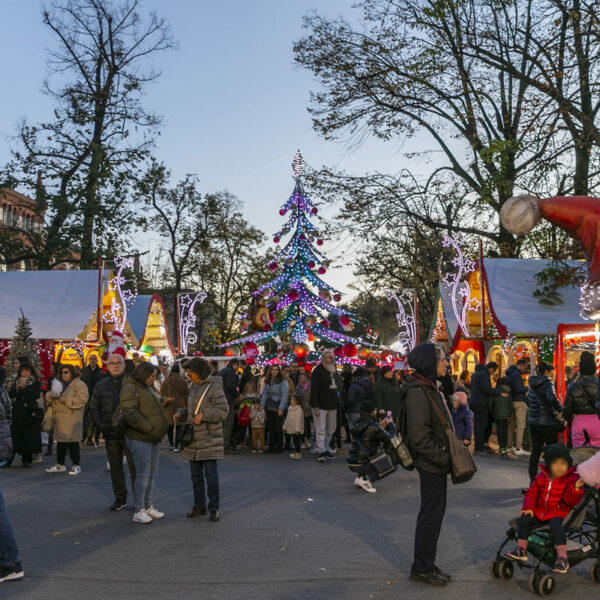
[5,309,41,378]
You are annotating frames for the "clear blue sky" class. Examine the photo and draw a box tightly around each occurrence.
[0,1,410,294]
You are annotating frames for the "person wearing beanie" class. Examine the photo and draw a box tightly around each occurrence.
[507,444,584,574]
[404,343,452,586]
[346,399,394,494]
[450,392,473,446]
[563,352,600,447]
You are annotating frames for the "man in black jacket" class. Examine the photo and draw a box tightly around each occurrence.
[310,350,340,462]
[90,354,136,511]
[470,362,506,453]
[81,353,106,446]
[218,359,240,454]
[404,343,452,587]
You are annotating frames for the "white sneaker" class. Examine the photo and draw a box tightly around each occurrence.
[508,447,516,454]
[106,461,111,471]
[68,465,81,475]
[132,510,153,524]
[289,453,302,460]
[515,448,531,456]
[46,464,67,473]
[145,506,165,520]
[355,476,376,494]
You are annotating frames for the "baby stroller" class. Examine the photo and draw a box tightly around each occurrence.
[489,445,600,596]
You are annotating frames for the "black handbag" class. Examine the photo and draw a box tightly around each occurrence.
[179,383,212,449]
[354,437,397,480]
[428,393,477,485]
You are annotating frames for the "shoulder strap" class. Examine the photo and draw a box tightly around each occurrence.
[426,390,451,431]
[577,380,595,403]
[193,383,212,417]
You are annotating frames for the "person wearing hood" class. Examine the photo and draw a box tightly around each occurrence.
[563,351,600,447]
[174,357,229,522]
[527,362,562,483]
[346,368,372,423]
[470,362,507,454]
[346,400,395,493]
[404,343,452,587]
[505,359,529,456]
[0,367,13,468]
[507,444,584,574]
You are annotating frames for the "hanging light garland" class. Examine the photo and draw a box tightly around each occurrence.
[441,233,479,336]
[178,292,207,355]
[384,288,417,354]
[103,256,138,332]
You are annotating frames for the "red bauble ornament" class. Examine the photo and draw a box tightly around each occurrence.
[339,315,351,327]
[294,343,310,360]
[311,207,318,215]
[273,236,280,244]
[333,293,342,302]
[318,266,326,275]
[342,342,357,357]
[287,289,299,301]
[269,263,278,271]
[317,239,324,246]
[307,260,316,269]
[321,319,331,328]
[279,208,286,216]
[333,346,344,358]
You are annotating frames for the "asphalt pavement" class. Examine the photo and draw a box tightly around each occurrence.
[1,444,597,600]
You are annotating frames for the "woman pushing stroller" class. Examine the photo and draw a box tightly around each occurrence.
[507,444,584,574]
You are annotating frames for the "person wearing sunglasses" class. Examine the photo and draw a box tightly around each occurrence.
[45,364,88,475]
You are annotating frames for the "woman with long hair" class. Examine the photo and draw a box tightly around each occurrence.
[9,363,42,468]
[45,364,88,475]
[260,364,288,453]
[121,362,168,524]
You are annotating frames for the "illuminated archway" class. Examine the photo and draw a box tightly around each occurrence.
[486,344,508,374]
[463,349,479,373]
[508,341,537,374]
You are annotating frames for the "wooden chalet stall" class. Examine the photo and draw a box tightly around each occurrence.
[432,258,589,397]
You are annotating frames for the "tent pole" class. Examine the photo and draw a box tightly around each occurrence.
[479,240,486,340]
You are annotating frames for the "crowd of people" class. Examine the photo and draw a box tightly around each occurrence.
[1,343,600,586]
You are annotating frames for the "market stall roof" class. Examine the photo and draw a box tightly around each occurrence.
[0,269,108,340]
[127,295,152,342]
[483,258,587,336]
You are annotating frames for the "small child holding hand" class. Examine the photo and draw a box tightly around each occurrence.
[282,394,304,460]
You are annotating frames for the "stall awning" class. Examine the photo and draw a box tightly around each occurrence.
[0,270,107,340]
[483,258,587,336]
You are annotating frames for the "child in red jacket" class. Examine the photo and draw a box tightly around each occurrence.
[507,444,584,574]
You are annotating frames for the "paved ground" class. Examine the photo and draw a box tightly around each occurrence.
[1,444,597,600]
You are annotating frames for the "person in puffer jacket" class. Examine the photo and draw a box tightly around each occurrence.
[346,368,372,422]
[347,400,395,494]
[527,363,562,482]
[507,444,584,574]
[563,351,600,447]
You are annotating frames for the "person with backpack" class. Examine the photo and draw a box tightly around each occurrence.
[346,367,372,424]
[403,343,452,587]
[563,351,599,447]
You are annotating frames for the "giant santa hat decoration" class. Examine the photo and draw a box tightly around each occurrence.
[500,195,600,319]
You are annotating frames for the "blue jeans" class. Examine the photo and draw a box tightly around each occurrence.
[125,439,159,512]
[0,488,20,568]
[190,460,219,512]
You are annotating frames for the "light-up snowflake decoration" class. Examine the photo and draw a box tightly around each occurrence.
[579,280,600,320]
[103,256,137,332]
[178,292,207,355]
[384,288,417,354]
[441,233,479,336]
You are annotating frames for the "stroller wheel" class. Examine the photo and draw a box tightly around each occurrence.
[489,559,500,579]
[590,562,600,584]
[497,558,514,581]
[537,574,555,596]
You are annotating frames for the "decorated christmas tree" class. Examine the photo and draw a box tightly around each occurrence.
[4,309,41,378]
[220,151,375,363]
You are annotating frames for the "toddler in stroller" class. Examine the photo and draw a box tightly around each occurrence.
[506,444,584,574]
[490,443,600,596]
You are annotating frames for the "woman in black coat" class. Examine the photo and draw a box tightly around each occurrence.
[9,364,43,467]
[0,367,13,467]
[404,343,452,587]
